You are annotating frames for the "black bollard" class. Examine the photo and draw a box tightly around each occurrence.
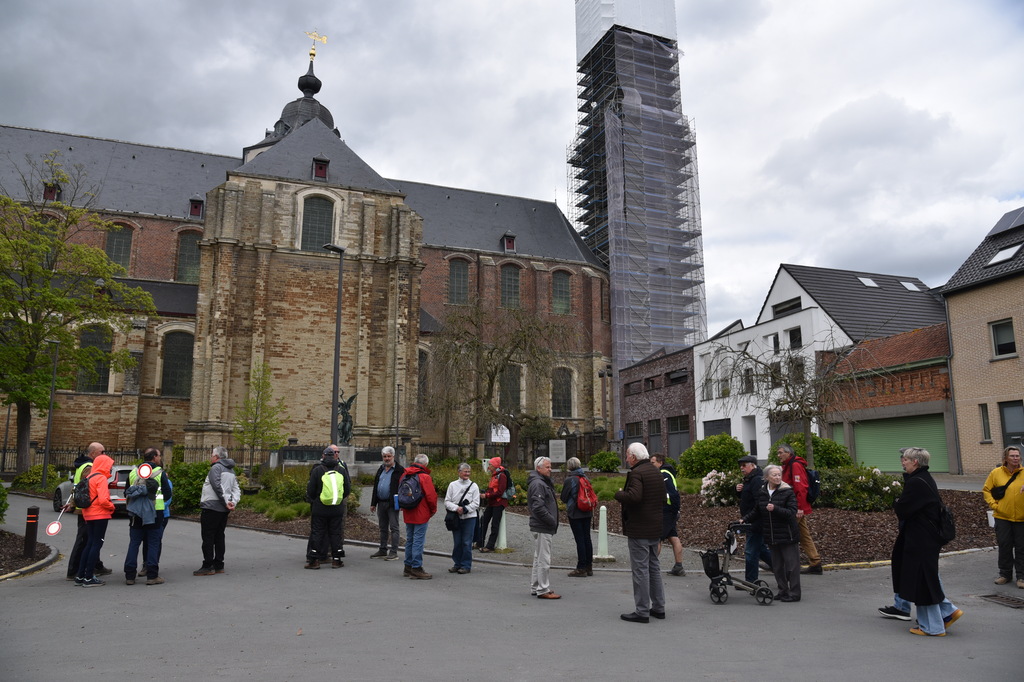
[24,505,39,559]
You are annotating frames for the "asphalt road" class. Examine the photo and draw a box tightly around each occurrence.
[1,491,1020,681]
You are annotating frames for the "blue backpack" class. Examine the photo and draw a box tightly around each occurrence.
[397,472,424,509]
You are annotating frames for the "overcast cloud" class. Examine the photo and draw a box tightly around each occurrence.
[2,0,1022,333]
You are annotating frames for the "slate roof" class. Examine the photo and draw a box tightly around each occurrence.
[0,124,238,219]
[835,323,949,373]
[235,119,399,194]
[388,179,604,267]
[772,264,946,341]
[940,205,1024,295]
[119,279,198,316]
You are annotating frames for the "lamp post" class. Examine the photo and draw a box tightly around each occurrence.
[41,339,59,490]
[323,244,346,445]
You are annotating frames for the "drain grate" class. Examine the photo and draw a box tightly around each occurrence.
[979,593,1024,609]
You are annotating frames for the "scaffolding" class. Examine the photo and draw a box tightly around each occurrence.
[568,26,707,370]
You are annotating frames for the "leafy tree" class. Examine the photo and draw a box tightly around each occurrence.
[0,152,155,473]
[232,362,289,469]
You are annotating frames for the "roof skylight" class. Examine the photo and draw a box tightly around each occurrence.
[857,277,879,287]
[987,243,1023,266]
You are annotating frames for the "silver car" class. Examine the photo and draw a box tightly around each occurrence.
[52,465,134,513]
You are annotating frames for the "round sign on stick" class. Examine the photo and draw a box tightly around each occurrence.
[46,521,62,536]
[137,463,153,479]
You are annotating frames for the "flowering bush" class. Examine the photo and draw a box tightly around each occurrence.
[699,469,743,508]
[817,466,902,512]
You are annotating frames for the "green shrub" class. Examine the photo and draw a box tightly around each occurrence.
[0,483,8,523]
[679,434,746,479]
[268,506,298,522]
[11,464,61,493]
[769,434,853,468]
[262,467,311,504]
[588,475,625,501]
[589,451,622,473]
[818,465,902,512]
[166,461,210,514]
[698,468,742,507]
[677,478,701,496]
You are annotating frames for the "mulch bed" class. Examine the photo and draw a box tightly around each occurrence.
[0,530,50,575]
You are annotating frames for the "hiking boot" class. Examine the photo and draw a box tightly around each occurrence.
[668,564,685,576]
[80,577,105,587]
[146,576,165,586]
[125,577,136,585]
[587,567,593,576]
[370,549,388,559]
[409,567,432,580]
[214,568,225,574]
[193,567,216,576]
[457,568,471,574]
[95,566,113,576]
[994,576,1010,585]
[385,551,399,561]
[878,606,911,621]
[800,564,823,575]
[304,560,321,570]
[331,559,344,569]
[568,569,588,577]
[403,565,412,576]
[448,566,461,573]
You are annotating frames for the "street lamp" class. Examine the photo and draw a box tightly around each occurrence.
[41,339,59,490]
[323,244,345,445]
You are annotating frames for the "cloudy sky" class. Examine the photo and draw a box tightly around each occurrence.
[2,0,1022,333]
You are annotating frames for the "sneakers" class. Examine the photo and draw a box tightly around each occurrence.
[943,609,964,629]
[304,560,321,570]
[385,551,399,561]
[568,569,589,577]
[73,576,86,586]
[994,576,1010,585]
[878,606,911,621]
[146,576,165,586]
[457,568,470,574]
[448,566,460,573]
[331,559,344,569]
[193,567,216,576]
[370,549,388,559]
[408,567,432,580]
[800,564,823,575]
[668,564,685,576]
[80,577,105,587]
[909,627,945,637]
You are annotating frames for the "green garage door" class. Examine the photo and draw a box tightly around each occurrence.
[853,414,948,473]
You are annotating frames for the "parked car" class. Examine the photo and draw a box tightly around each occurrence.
[52,465,134,513]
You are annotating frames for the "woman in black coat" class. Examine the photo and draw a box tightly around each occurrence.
[891,447,962,636]
[741,464,801,601]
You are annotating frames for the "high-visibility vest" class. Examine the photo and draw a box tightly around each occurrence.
[130,465,165,511]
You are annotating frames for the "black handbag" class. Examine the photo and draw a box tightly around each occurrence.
[991,469,1020,500]
[445,482,473,530]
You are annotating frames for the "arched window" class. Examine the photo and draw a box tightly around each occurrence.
[77,325,111,393]
[499,364,521,414]
[552,367,572,418]
[300,196,334,251]
[448,259,469,305]
[501,264,520,309]
[176,232,201,283]
[161,332,194,397]
[552,271,571,315]
[105,225,132,270]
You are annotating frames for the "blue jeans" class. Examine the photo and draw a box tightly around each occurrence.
[894,579,957,635]
[744,529,773,583]
[451,517,477,570]
[569,517,594,570]
[124,516,163,579]
[77,518,108,580]
[405,522,428,568]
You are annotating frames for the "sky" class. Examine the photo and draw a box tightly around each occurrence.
[2,0,1023,334]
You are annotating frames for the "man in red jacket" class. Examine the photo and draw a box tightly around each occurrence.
[778,444,822,574]
[400,453,437,579]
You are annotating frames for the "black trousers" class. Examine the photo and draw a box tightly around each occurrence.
[307,514,344,561]
[476,505,505,549]
[200,509,230,570]
[67,514,108,578]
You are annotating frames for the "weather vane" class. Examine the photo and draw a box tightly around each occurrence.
[305,30,328,60]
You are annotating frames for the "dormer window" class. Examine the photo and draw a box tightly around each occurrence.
[312,156,330,181]
[502,231,516,253]
[188,195,204,219]
[43,183,61,202]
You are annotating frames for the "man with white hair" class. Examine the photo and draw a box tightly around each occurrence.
[615,443,666,622]
[528,456,560,599]
[369,446,404,560]
[194,446,241,576]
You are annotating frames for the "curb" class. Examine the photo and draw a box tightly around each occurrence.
[0,544,60,582]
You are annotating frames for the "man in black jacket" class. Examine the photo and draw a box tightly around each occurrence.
[737,455,772,584]
[369,446,404,560]
[615,443,666,623]
[305,446,351,569]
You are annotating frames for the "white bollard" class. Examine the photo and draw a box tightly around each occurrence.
[496,509,508,550]
[594,504,615,562]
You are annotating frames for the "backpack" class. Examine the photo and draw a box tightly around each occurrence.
[500,470,516,501]
[397,472,424,509]
[805,468,821,504]
[319,469,346,506]
[575,475,597,513]
[73,473,101,509]
[936,502,956,545]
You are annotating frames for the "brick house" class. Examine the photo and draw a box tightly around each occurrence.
[941,205,1024,474]
[618,347,695,459]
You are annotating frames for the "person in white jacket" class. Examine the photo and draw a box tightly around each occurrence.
[444,463,480,574]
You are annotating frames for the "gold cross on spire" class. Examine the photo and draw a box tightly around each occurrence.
[305,30,328,60]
